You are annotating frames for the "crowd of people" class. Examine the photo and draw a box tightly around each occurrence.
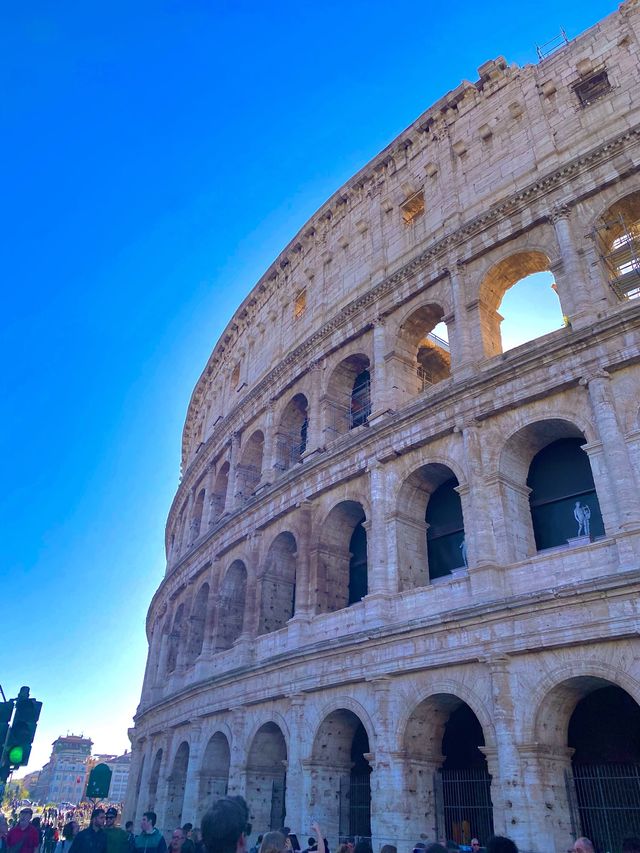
[2,802,640,853]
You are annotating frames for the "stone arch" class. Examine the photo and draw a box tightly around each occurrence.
[527,664,640,853]
[185,582,209,665]
[395,461,467,590]
[325,353,371,437]
[477,249,564,357]
[258,531,297,635]
[215,560,247,651]
[165,740,190,829]
[310,704,375,841]
[198,731,230,815]
[166,602,186,674]
[146,747,162,811]
[392,302,451,399]
[275,393,309,471]
[593,188,640,301]
[316,500,368,613]
[246,722,288,832]
[237,430,264,500]
[402,689,495,847]
[497,417,604,562]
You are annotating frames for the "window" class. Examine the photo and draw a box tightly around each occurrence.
[574,69,612,107]
[426,477,465,580]
[294,288,307,319]
[401,190,425,224]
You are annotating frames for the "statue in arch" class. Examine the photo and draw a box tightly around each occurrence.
[459,537,468,568]
[574,501,591,536]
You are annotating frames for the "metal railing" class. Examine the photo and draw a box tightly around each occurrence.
[567,764,640,853]
[436,768,494,847]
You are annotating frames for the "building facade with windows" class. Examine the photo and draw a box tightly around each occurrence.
[125,4,640,852]
[39,736,93,805]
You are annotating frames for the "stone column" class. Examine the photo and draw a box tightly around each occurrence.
[259,402,276,487]
[581,369,640,532]
[240,532,261,640]
[133,738,154,823]
[303,363,326,456]
[178,491,195,555]
[518,744,576,853]
[224,432,241,514]
[292,500,314,619]
[446,262,475,376]
[285,695,306,830]
[124,736,145,822]
[485,656,532,849]
[550,204,592,328]
[369,317,392,422]
[205,462,217,528]
[181,724,204,825]
[227,709,248,798]
[154,732,175,831]
[455,419,503,598]
[365,461,391,598]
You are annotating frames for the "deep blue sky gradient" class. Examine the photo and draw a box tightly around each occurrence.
[1,0,615,774]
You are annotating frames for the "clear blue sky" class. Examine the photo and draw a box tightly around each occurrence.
[1,0,615,775]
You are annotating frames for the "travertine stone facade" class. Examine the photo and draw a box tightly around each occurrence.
[126,4,640,852]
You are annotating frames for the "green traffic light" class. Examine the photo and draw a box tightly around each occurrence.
[8,746,24,764]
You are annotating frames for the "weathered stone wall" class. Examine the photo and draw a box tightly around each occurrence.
[126,4,640,852]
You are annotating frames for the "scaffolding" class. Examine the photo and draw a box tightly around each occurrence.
[595,214,640,300]
[417,332,451,392]
[536,27,569,61]
[326,377,371,438]
[274,426,307,471]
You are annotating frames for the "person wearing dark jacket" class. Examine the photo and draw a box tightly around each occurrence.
[70,810,107,853]
[134,814,167,853]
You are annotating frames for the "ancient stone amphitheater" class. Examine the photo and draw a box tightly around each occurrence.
[125,4,640,852]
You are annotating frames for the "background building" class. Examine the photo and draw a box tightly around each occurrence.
[40,736,93,805]
[125,3,640,852]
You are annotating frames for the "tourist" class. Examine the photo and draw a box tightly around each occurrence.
[170,830,186,853]
[572,840,594,853]
[201,795,249,853]
[69,809,107,853]
[486,838,517,853]
[104,808,130,853]
[380,846,396,853]
[135,814,167,853]
[7,809,42,853]
[55,824,77,853]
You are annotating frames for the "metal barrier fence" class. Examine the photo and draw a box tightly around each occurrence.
[436,768,494,847]
[567,764,640,853]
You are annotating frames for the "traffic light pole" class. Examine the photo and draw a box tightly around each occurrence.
[0,685,43,801]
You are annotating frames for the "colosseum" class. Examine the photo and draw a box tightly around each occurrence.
[124,3,640,852]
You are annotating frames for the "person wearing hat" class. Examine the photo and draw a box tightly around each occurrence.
[104,810,130,853]
[69,809,107,853]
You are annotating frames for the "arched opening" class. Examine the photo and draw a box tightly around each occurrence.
[198,732,230,815]
[212,461,230,521]
[396,464,465,590]
[246,723,287,833]
[147,748,162,811]
[536,677,640,853]
[186,583,209,665]
[166,603,186,674]
[275,394,308,472]
[317,501,368,613]
[393,305,451,401]
[215,560,247,651]
[479,252,564,357]
[237,430,264,500]
[527,437,605,550]
[325,354,371,438]
[165,742,190,829]
[258,532,297,635]
[595,190,640,300]
[500,419,601,563]
[191,489,206,541]
[404,694,493,848]
[310,709,372,842]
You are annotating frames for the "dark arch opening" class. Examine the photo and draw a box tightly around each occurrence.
[426,477,465,580]
[350,722,372,838]
[569,686,640,852]
[527,437,604,550]
[348,522,368,605]
[350,370,371,429]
